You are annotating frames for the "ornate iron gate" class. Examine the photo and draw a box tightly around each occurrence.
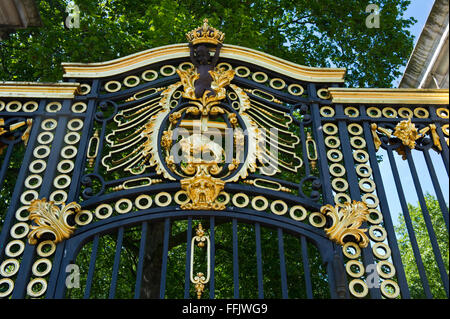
[0,20,448,299]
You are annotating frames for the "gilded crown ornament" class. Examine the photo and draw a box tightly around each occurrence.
[186,18,225,45]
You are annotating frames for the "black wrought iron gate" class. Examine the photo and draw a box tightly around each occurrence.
[0,21,448,299]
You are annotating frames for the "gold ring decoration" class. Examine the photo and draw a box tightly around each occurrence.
[227,91,238,100]
[6,101,22,112]
[322,123,338,135]
[75,210,93,226]
[0,278,14,298]
[343,242,361,259]
[231,101,240,110]
[155,192,172,207]
[15,206,30,221]
[79,84,91,95]
[234,66,251,78]
[413,107,429,118]
[362,193,379,208]
[232,193,250,208]
[0,100,4,111]
[49,190,68,204]
[5,240,25,258]
[45,102,62,113]
[23,101,39,112]
[29,159,47,174]
[57,160,74,174]
[53,174,71,189]
[377,260,396,279]
[327,149,343,162]
[25,174,43,190]
[95,203,113,219]
[135,195,153,210]
[123,75,140,87]
[349,279,368,298]
[367,209,383,224]
[325,136,341,148]
[213,62,231,71]
[217,192,230,206]
[358,178,376,193]
[174,190,190,206]
[141,69,158,81]
[20,190,39,205]
[269,78,286,90]
[252,71,268,83]
[329,163,346,177]
[64,132,81,145]
[172,90,183,99]
[289,205,308,221]
[356,164,372,178]
[320,106,335,117]
[115,198,133,214]
[334,193,351,206]
[67,118,84,131]
[0,259,20,277]
[346,260,365,278]
[251,196,269,211]
[60,145,78,159]
[27,278,47,298]
[372,242,391,260]
[287,84,304,96]
[36,240,56,257]
[271,200,288,215]
[32,258,52,277]
[366,107,382,118]
[332,178,349,192]
[436,107,449,119]
[160,65,176,76]
[347,123,363,136]
[37,132,54,145]
[104,80,122,93]
[382,107,397,118]
[398,107,413,118]
[369,225,387,242]
[442,123,449,136]
[309,212,326,228]
[317,88,331,99]
[33,145,51,159]
[71,102,87,113]
[350,136,366,149]
[353,150,369,163]
[380,279,400,299]
[41,118,57,131]
[344,106,359,117]
[10,222,30,239]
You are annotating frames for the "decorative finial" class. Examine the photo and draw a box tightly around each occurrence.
[186,18,225,45]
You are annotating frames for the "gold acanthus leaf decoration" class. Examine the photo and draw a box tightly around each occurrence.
[320,200,370,248]
[393,118,419,150]
[27,198,80,245]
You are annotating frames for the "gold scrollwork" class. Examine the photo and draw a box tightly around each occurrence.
[27,198,80,245]
[320,200,370,248]
[190,223,211,299]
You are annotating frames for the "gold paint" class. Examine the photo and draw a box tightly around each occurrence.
[393,119,419,159]
[190,223,211,299]
[429,124,442,151]
[27,198,80,245]
[186,19,225,45]
[320,200,370,248]
[0,82,80,98]
[371,123,382,151]
[306,132,318,169]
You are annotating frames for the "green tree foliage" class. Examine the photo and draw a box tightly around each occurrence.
[0,0,415,87]
[395,194,449,298]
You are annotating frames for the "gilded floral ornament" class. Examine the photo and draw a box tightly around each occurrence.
[393,119,419,158]
[320,200,370,248]
[27,198,80,245]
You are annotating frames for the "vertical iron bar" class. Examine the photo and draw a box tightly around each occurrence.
[184,217,193,299]
[386,146,433,298]
[301,236,313,299]
[209,216,215,299]
[134,222,148,299]
[84,234,100,299]
[232,218,239,299]
[277,228,288,299]
[159,218,171,299]
[362,121,411,298]
[422,148,449,232]
[0,141,14,190]
[406,150,449,296]
[255,222,264,299]
[109,226,124,299]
